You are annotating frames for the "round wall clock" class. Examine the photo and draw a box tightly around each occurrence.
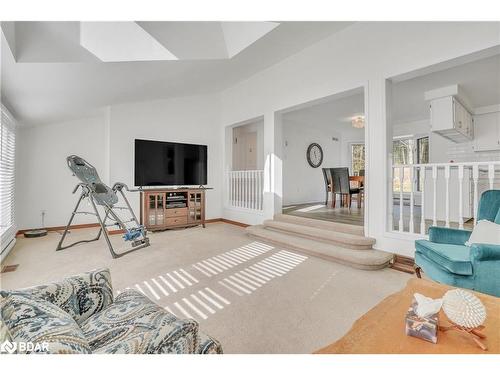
[306,143,323,168]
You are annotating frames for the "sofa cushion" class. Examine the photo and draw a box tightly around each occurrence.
[466,220,500,247]
[9,269,114,325]
[80,290,199,354]
[415,240,473,276]
[0,292,91,354]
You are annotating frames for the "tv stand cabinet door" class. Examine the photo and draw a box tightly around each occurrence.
[188,191,205,224]
[144,192,166,229]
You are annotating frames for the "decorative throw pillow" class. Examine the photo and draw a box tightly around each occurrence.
[465,220,500,247]
[0,292,91,354]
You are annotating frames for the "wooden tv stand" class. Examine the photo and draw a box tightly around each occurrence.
[140,188,206,231]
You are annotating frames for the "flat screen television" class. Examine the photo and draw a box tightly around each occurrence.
[134,139,207,186]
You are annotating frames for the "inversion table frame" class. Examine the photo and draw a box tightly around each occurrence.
[56,155,150,258]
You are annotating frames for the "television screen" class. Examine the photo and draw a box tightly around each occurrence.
[134,139,207,186]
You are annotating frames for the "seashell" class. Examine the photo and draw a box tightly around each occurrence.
[442,289,487,329]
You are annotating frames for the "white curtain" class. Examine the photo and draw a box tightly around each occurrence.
[1,104,16,256]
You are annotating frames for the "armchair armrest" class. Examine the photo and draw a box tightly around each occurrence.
[9,268,113,325]
[428,226,471,245]
[470,243,500,262]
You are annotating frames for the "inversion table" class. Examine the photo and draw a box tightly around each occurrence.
[56,155,150,258]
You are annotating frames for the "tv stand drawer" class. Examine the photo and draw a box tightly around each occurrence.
[166,207,188,217]
[166,216,188,226]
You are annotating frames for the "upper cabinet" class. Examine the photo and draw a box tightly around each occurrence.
[473,111,500,152]
[429,96,473,143]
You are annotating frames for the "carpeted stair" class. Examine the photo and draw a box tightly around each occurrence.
[246,214,393,270]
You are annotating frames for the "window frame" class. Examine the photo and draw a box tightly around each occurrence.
[350,142,365,176]
[1,104,17,256]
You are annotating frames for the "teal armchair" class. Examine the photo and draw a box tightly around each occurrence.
[415,190,500,297]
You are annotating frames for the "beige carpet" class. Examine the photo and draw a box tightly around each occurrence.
[1,223,411,353]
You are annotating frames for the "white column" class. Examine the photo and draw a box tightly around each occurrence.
[263,111,283,219]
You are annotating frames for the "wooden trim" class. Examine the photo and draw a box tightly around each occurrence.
[17,223,125,237]
[17,217,250,237]
[219,218,250,228]
[17,223,100,236]
[390,254,415,274]
[204,218,250,228]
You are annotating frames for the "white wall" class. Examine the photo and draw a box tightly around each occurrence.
[219,21,500,256]
[16,115,107,229]
[108,95,223,220]
[16,94,223,230]
[282,120,342,205]
[231,119,264,170]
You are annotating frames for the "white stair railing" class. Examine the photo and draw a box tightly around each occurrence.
[226,170,264,211]
[391,161,500,234]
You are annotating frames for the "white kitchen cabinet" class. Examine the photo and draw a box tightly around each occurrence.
[473,111,500,152]
[430,96,473,143]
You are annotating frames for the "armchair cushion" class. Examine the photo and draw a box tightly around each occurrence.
[415,240,472,275]
[0,292,91,354]
[80,290,199,354]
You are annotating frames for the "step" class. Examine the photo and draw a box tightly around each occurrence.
[263,219,375,250]
[273,214,364,236]
[246,225,393,270]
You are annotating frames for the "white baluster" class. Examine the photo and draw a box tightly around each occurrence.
[399,166,404,232]
[473,165,479,225]
[445,165,450,228]
[389,164,394,231]
[458,165,464,230]
[409,166,414,234]
[420,166,426,235]
[488,163,495,190]
[243,171,249,208]
[432,166,437,227]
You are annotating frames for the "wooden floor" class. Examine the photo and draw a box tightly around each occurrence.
[282,201,474,233]
[282,202,364,226]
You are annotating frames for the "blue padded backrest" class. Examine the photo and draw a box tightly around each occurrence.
[477,190,500,223]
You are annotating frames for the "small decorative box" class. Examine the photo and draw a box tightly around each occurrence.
[405,298,439,344]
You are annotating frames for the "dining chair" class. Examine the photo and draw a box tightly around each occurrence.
[322,168,333,206]
[331,167,362,208]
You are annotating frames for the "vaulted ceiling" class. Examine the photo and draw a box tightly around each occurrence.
[1,21,354,125]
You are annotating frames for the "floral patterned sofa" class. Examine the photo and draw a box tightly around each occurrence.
[0,268,222,354]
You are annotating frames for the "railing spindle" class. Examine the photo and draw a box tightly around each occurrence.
[432,166,437,227]
[458,165,464,230]
[445,165,450,228]
[409,166,414,234]
[420,166,426,234]
[473,165,479,226]
[488,163,495,190]
[399,166,404,232]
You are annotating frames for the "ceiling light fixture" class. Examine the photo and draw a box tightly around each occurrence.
[351,116,365,129]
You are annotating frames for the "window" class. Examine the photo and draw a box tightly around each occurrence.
[1,105,16,253]
[351,143,365,176]
[392,136,429,192]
